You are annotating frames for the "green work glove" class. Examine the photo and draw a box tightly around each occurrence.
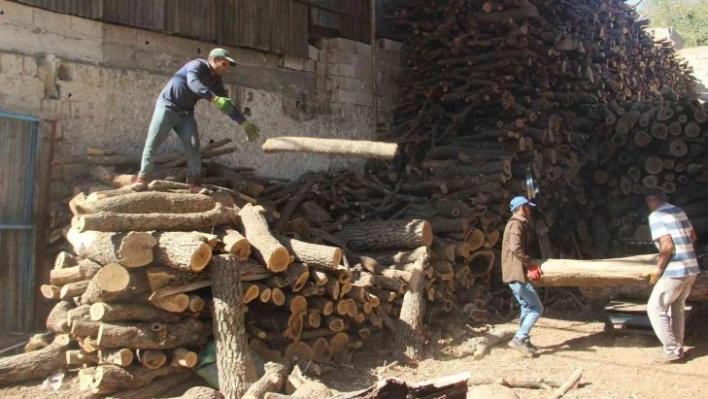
[212,96,235,115]
[241,121,260,142]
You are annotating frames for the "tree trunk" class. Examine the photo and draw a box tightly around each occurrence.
[393,260,426,364]
[103,371,192,399]
[67,228,157,267]
[580,272,708,303]
[97,318,210,350]
[165,386,223,399]
[79,191,221,214]
[59,280,90,300]
[0,334,71,385]
[262,137,398,160]
[98,348,135,367]
[219,227,252,260]
[243,361,290,399]
[46,301,73,334]
[90,364,178,395]
[532,254,659,287]
[337,219,433,251]
[73,202,238,233]
[90,302,183,323]
[50,259,102,286]
[240,203,291,273]
[80,263,149,305]
[210,254,258,398]
[278,237,342,269]
[154,231,216,272]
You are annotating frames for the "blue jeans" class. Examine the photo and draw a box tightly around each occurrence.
[509,281,544,341]
[139,99,201,182]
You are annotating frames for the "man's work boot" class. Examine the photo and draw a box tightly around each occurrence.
[130,176,150,191]
[508,337,536,355]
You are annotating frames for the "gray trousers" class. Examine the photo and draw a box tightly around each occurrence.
[647,274,697,356]
[138,99,200,182]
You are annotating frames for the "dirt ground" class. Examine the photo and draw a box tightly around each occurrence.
[2,307,708,399]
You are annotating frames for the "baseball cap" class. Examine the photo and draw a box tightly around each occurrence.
[509,196,536,212]
[209,48,237,66]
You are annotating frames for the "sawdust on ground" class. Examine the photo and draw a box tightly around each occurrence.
[2,308,708,399]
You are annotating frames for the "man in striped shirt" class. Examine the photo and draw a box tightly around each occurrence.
[645,188,700,363]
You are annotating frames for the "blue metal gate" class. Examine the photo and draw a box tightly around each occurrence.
[0,111,40,332]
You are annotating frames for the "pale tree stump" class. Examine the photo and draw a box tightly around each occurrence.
[210,255,259,398]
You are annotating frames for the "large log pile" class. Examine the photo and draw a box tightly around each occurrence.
[583,97,708,256]
[386,0,698,260]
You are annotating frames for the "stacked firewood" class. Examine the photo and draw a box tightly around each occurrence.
[387,0,696,253]
[583,98,708,256]
[1,159,448,395]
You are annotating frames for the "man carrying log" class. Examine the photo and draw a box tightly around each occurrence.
[135,48,261,193]
[501,196,543,355]
[643,188,700,363]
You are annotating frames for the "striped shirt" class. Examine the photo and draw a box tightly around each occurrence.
[648,202,700,278]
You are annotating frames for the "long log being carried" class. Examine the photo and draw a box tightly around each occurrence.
[532,254,708,302]
[262,137,399,160]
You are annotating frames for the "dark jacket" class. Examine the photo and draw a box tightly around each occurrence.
[501,215,532,283]
[159,59,228,112]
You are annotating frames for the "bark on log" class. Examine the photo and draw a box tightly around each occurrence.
[171,347,198,368]
[240,203,291,273]
[274,174,323,232]
[243,361,290,399]
[219,227,252,261]
[210,254,258,398]
[78,191,219,214]
[73,202,238,232]
[67,304,92,328]
[104,371,192,399]
[80,263,149,305]
[0,334,71,385]
[580,272,708,303]
[97,318,210,350]
[262,137,398,160]
[278,236,342,269]
[154,231,216,272]
[59,280,90,300]
[65,349,98,366]
[205,161,265,197]
[67,228,157,267]
[163,386,223,399]
[40,284,60,300]
[98,348,134,367]
[532,254,658,287]
[47,300,73,334]
[337,219,433,251]
[392,260,426,364]
[90,364,179,395]
[408,372,471,397]
[50,259,102,286]
[90,302,183,323]
[136,349,167,369]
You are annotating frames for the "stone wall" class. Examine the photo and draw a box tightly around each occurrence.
[677,46,708,96]
[0,0,401,202]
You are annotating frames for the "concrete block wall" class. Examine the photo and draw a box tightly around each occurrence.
[312,37,402,132]
[0,0,403,203]
[677,46,708,95]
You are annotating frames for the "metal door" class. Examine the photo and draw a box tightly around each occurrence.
[0,111,40,332]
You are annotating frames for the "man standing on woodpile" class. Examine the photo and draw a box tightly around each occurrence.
[644,188,700,363]
[134,48,260,193]
[501,196,543,355]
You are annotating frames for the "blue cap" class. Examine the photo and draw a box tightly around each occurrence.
[510,196,536,212]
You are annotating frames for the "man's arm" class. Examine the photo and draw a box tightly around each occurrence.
[656,234,675,271]
[186,61,217,101]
